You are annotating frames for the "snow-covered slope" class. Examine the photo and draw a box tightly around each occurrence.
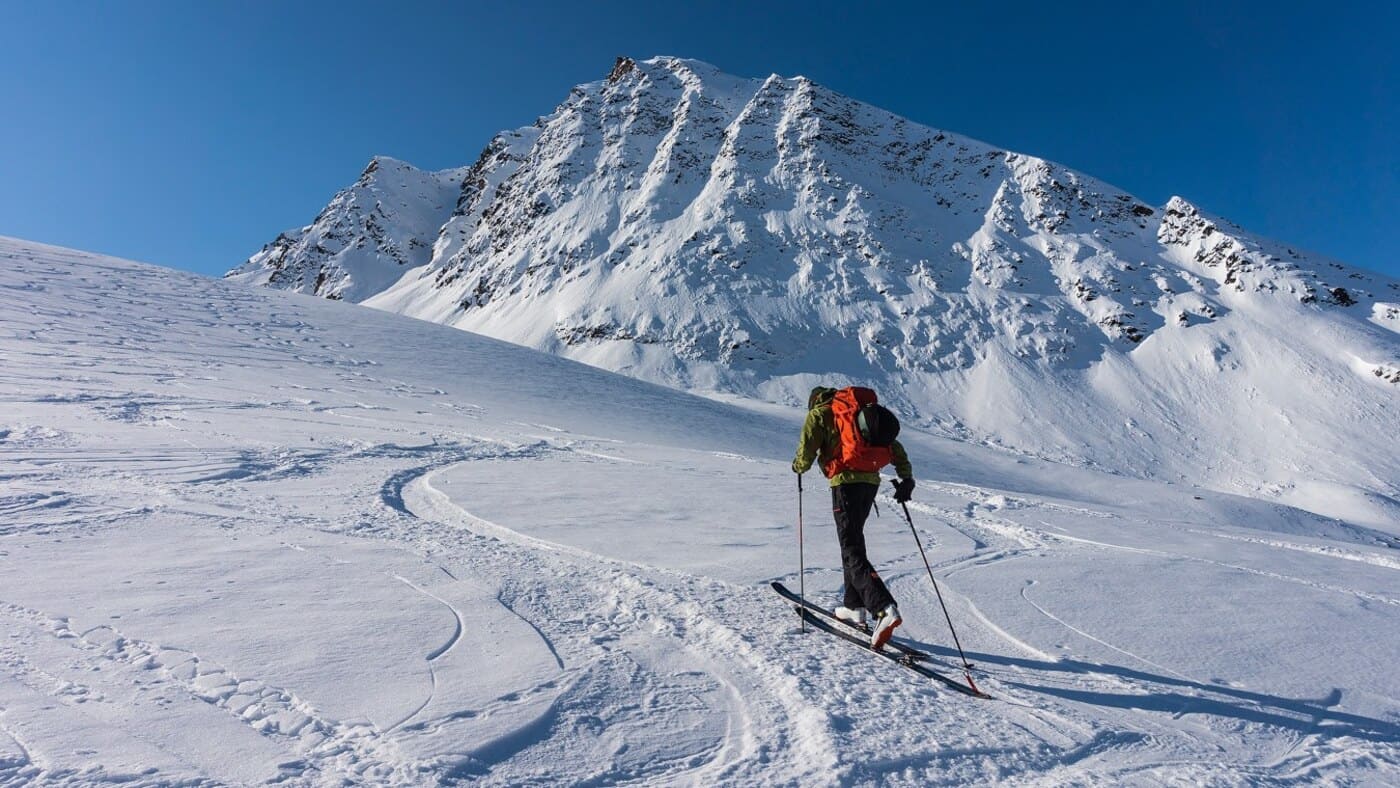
[7,236,1400,785]
[231,56,1400,528]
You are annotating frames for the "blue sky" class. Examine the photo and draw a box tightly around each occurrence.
[2,1,1395,278]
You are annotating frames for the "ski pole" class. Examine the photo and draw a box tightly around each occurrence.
[797,473,806,633]
[899,500,980,693]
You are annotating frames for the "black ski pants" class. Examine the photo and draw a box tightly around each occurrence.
[832,482,895,613]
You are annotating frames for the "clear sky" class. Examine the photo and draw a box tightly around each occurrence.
[2,1,1395,278]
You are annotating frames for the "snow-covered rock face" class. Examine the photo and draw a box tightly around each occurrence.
[226,156,468,301]
[231,56,1400,524]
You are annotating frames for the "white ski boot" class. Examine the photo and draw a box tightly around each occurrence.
[870,604,902,651]
[833,606,867,628]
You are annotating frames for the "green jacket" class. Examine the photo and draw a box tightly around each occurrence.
[792,386,913,487]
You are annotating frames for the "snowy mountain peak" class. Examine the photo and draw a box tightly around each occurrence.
[230,57,1400,525]
[608,55,636,82]
[226,156,468,301]
[1156,195,1391,309]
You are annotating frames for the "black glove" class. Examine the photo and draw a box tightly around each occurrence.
[892,477,915,503]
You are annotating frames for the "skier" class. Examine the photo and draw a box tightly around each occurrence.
[792,386,915,651]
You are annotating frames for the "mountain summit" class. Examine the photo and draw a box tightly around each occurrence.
[228,56,1400,525]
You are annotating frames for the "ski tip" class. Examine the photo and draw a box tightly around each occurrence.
[963,673,992,699]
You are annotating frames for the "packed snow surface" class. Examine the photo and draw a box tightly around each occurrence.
[6,236,1400,785]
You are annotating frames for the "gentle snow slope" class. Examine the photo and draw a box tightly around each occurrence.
[7,236,1400,785]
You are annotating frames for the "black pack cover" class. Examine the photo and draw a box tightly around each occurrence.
[855,403,900,447]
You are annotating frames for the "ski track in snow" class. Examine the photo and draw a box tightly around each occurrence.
[1,239,1398,785]
[7,437,1395,785]
[1185,529,1400,571]
[0,602,417,785]
[396,462,840,784]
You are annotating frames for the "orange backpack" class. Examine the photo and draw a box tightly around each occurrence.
[822,387,900,477]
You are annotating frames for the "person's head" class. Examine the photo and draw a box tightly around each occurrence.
[807,386,834,409]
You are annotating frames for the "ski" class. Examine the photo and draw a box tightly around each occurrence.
[771,582,990,698]
[771,581,936,663]
[792,606,991,698]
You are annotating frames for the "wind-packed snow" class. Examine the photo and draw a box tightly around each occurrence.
[6,237,1399,785]
[231,56,1400,532]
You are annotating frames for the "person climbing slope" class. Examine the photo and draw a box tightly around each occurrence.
[792,385,915,651]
